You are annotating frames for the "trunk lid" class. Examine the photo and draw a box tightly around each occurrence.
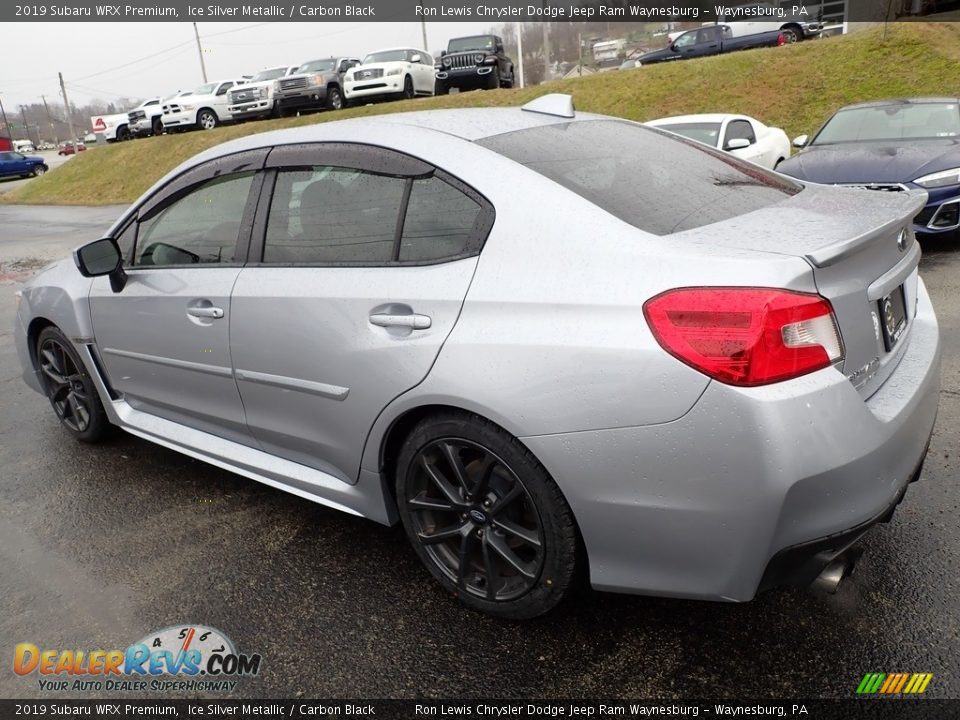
[677,183,928,398]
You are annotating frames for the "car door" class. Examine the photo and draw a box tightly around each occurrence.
[88,149,267,444]
[229,142,493,483]
[0,152,12,177]
[212,81,236,119]
[415,51,434,93]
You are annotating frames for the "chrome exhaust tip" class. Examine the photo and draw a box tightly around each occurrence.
[811,551,858,594]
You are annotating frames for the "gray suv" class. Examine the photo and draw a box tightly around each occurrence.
[274,57,360,114]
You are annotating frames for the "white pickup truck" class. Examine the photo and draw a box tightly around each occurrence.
[228,66,299,121]
[161,78,248,132]
[90,111,133,143]
[127,97,165,137]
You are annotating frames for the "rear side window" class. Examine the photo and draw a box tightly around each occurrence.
[399,176,481,262]
[478,120,800,236]
[264,167,404,264]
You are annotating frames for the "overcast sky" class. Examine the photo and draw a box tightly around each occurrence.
[2,21,496,110]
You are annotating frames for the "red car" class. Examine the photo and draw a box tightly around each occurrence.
[58,142,86,156]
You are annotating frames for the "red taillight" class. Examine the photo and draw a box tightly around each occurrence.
[643,287,844,387]
[777,32,786,46]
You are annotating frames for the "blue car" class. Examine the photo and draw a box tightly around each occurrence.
[778,98,960,240]
[0,150,48,179]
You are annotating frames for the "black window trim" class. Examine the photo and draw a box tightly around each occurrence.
[246,142,495,269]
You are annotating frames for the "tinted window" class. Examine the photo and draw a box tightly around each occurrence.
[399,177,481,262]
[657,122,721,146]
[725,119,756,146]
[264,166,404,264]
[134,172,253,266]
[478,120,800,236]
[115,220,137,266]
[813,102,960,144]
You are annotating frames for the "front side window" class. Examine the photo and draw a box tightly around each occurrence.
[674,31,698,48]
[264,167,405,264]
[133,172,254,267]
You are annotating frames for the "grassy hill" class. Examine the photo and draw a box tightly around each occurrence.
[6,22,960,206]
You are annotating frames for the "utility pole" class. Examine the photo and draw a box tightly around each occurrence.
[516,22,524,88]
[420,19,428,52]
[41,95,59,145]
[193,22,208,82]
[578,32,583,76]
[59,72,77,145]
[0,94,10,137]
[19,105,36,144]
[541,5,551,82]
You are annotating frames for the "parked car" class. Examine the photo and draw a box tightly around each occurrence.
[708,3,823,43]
[639,25,785,65]
[778,98,960,240]
[646,113,790,169]
[344,48,435,103]
[0,150,47,178]
[15,94,939,619]
[13,140,36,153]
[161,79,247,132]
[228,65,300,120]
[273,58,359,115]
[57,142,86,156]
[434,34,515,94]
[128,98,165,138]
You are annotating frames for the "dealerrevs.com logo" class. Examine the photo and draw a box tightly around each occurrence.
[14,625,262,693]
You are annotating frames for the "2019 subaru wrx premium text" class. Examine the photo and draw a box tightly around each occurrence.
[14,95,940,618]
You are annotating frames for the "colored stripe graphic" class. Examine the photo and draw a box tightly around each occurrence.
[857,673,932,694]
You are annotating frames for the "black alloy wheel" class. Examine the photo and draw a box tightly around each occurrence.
[396,412,579,618]
[36,326,109,442]
[402,76,415,100]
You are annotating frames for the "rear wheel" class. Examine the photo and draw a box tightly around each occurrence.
[197,109,218,130]
[396,412,580,619]
[36,326,109,443]
[781,25,802,43]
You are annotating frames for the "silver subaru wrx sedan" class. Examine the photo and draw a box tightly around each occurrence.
[14,95,940,618]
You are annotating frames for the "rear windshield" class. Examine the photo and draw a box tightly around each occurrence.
[477,120,800,236]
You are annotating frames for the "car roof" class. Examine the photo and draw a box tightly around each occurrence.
[365,47,424,54]
[648,113,750,125]
[838,97,960,110]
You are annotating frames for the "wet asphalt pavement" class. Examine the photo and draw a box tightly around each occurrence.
[0,204,957,701]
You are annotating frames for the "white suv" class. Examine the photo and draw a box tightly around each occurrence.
[161,79,247,132]
[343,48,435,103]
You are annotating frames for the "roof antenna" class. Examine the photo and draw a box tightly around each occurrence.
[521,94,576,119]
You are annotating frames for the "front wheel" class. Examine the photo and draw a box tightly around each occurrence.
[326,86,344,111]
[396,412,580,619]
[197,109,218,130]
[486,67,501,90]
[434,79,449,96]
[401,75,414,100]
[36,326,110,443]
[32,165,47,177]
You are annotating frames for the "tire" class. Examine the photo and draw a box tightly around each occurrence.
[326,86,344,111]
[395,411,580,619]
[197,109,218,130]
[501,66,514,89]
[781,25,802,43]
[151,117,163,136]
[116,125,131,142]
[32,165,47,177]
[36,326,110,443]
[486,67,501,90]
[434,80,449,96]
[401,75,414,100]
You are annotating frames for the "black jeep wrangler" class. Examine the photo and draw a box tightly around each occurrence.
[435,35,515,94]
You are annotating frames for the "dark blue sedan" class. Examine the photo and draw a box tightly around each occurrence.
[0,150,48,179]
[778,98,960,240]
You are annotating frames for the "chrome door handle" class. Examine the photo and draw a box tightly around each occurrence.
[187,306,224,319]
[368,313,431,330]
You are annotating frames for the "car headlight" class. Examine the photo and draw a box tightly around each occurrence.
[273,80,281,92]
[914,167,960,189]
[386,68,402,76]
[258,87,269,99]
[483,56,498,65]
[442,57,452,67]
[181,104,195,111]
[307,75,323,87]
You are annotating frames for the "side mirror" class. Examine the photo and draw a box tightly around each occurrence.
[496,44,504,53]
[74,237,127,292]
[410,54,422,63]
[792,134,809,148]
[440,50,447,57]
[725,137,751,150]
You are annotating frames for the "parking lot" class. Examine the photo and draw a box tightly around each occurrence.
[0,203,957,700]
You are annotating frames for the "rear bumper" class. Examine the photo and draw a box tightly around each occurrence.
[521,277,940,601]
